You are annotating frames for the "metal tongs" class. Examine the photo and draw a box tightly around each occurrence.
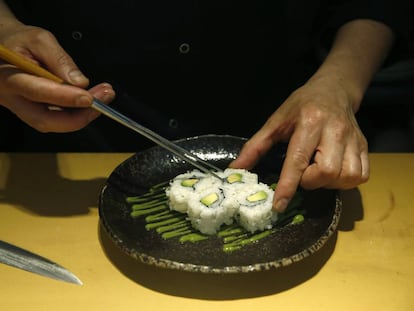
[0,44,222,178]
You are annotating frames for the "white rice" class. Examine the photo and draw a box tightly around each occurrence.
[166,168,277,235]
[233,182,277,233]
[186,187,236,235]
[165,170,221,213]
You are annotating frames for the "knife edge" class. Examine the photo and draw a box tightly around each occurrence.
[0,240,82,285]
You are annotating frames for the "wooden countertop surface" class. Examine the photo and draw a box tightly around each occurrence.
[0,153,413,311]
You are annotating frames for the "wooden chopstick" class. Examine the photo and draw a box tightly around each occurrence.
[0,44,224,176]
[0,44,64,84]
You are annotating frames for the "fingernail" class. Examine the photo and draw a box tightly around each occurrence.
[68,70,87,84]
[274,198,289,212]
[101,88,115,102]
[76,95,91,107]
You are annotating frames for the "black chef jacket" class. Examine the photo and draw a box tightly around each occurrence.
[2,0,412,151]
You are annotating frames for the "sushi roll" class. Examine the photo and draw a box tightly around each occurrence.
[219,168,258,190]
[220,168,259,183]
[234,182,277,233]
[186,186,238,235]
[165,168,279,235]
[166,170,220,213]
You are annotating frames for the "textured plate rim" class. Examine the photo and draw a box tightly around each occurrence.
[100,188,341,273]
[99,134,342,273]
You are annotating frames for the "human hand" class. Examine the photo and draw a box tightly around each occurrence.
[229,75,369,212]
[0,23,115,132]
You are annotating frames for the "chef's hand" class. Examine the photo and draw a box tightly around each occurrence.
[229,19,395,212]
[0,22,115,133]
[229,74,369,212]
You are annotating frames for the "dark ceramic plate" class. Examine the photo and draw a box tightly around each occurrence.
[99,134,341,273]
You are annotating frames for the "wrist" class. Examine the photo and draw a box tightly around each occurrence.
[0,0,24,35]
[308,66,364,113]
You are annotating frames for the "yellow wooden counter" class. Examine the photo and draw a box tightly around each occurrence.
[0,153,413,311]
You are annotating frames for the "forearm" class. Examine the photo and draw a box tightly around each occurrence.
[0,0,20,25]
[311,19,394,112]
[0,0,16,22]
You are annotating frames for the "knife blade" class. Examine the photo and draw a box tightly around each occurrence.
[0,240,82,285]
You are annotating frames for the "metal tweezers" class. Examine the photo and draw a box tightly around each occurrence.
[0,44,223,178]
[91,99,223,178]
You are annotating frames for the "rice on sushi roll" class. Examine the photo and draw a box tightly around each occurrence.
[219,168,259,197]
[165,168,278,235]
[186,187,238,235]
[233,182,277,233]
[219,168,259,186]
[166,170,221,213]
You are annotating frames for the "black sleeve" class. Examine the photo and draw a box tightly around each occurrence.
[322,0,411,31]
[317,0,413,61]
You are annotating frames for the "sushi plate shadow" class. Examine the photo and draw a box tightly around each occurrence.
[98,134,341,277]
[98,221,337,299]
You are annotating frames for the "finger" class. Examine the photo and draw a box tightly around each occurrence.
[273,126,321,212]
[229,121,280,169]
[86,83,116,119]
[25,32,90,87]
[300,127,346,189]
[360,149,370,181]
[228,135,272,170]
[89,83,116,102]
[301,149,345,190]
[10,98,94,132]
[3,67,93,108]
[8,83,115,133]
[322,140,370,189]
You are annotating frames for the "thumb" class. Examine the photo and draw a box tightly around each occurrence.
[52,50,89,87]
[31,39,90,88]
[65,66,89,87]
